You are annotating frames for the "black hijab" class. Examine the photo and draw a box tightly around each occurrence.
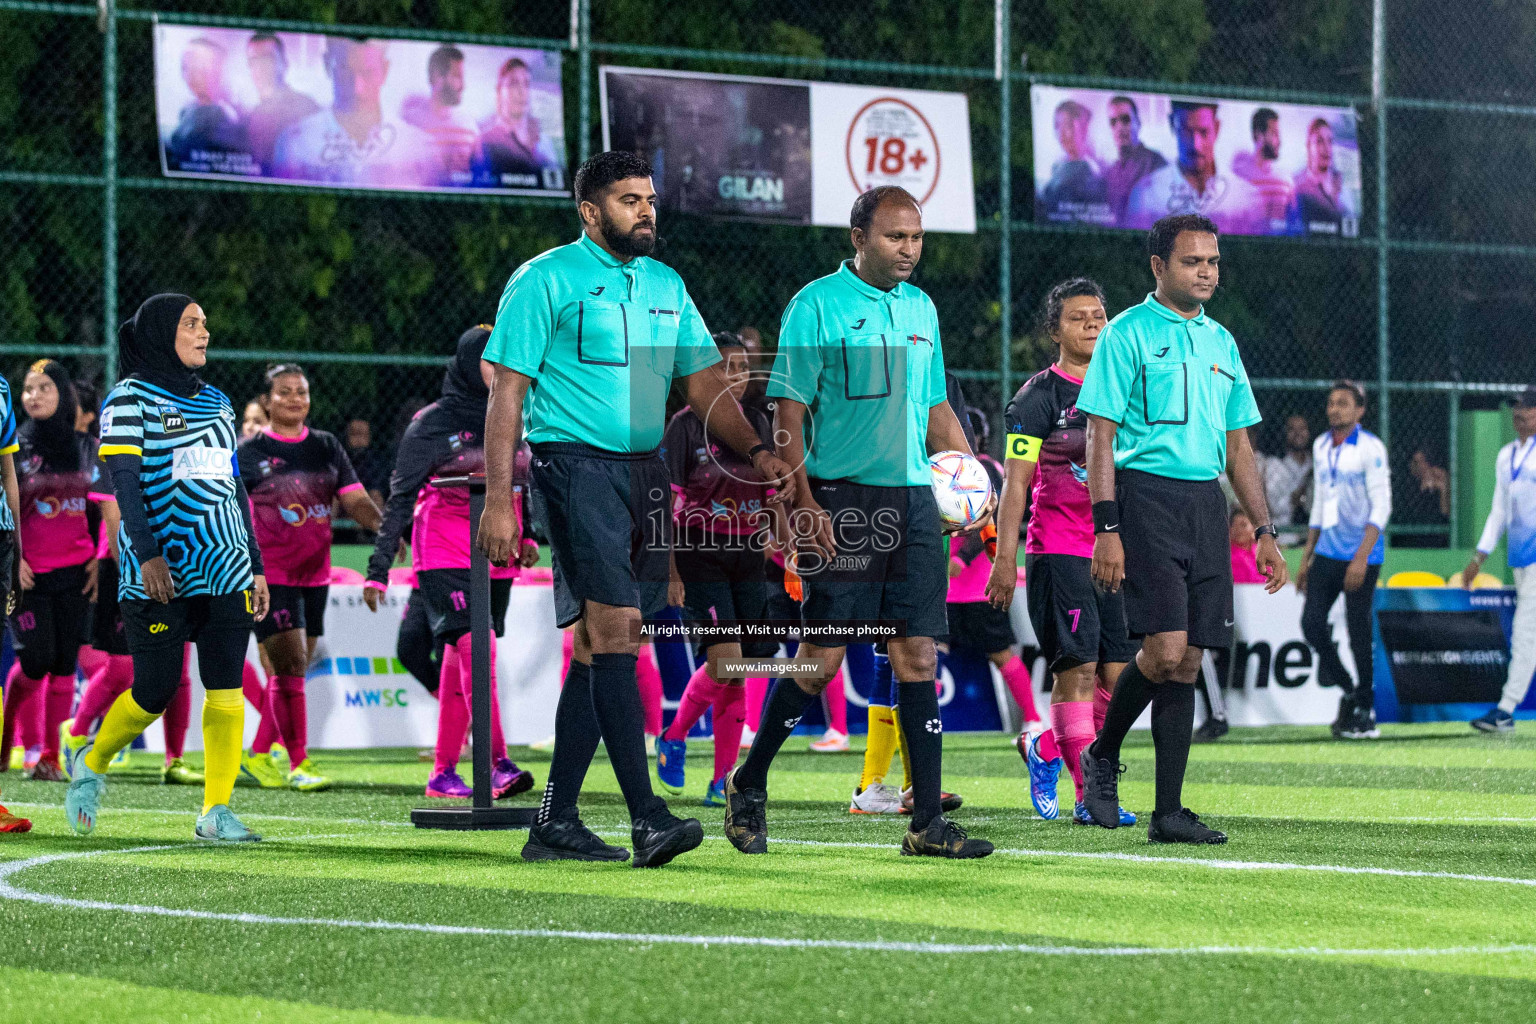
[118,293,203,398]
[19,359,80,472]
[438,325,492,432]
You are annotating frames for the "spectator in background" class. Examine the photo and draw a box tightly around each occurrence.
[1103,95,1166,223]
[74,380,100,437]
[401,45,478,181]
[1229,508,1266,584]
[241,397,268,439]
[343,418,390,508]
[1263,413,1313,544]
[1231,108,1293,230]
[1407,446,1451,519]
[243,33,319,174]
[167,37,245,166]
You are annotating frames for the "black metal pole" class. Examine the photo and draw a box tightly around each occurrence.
[469,485,493,810]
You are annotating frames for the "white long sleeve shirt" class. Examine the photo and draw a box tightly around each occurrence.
[1476,435,1536,569]
[1310,426,1391,564]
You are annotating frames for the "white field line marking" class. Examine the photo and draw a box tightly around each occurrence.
[2,843,1534,959]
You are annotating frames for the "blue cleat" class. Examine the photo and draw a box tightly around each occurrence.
[1025,731,1062,820]
[1073,801,1137,826]
[655,736,686,794]
[1471,707,1515,733]
[64,744,106,835]
[194,805,262,843]
[702,777,726,807]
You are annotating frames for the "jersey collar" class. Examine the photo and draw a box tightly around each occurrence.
[838,260,902,302]
[1142,292,1209,327]
[577,232,638,271]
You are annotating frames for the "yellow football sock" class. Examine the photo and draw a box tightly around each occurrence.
[84,692,161,774]
[859,705,899,791]
[201,688,244,814]
[893,705,912,791]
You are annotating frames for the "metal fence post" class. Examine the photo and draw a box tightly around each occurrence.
[578,0,592,164]
[996,0,1011,419]
[1373,0,1389,448]
[101,0,118,383]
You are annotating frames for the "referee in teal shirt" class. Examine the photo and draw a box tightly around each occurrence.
[722,186,994,860]
[1076,214,1287,844]
[476,152,795,868]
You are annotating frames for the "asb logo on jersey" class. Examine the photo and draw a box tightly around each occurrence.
[280,502,331,527]
[171,446,234,481]
[34,495,86,518]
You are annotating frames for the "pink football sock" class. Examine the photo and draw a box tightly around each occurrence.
[41,673,76,762]
[273,675,308,766]
[71,655,133,736]
[451,634,507,760]
[434,644,470,773]
[821,668,848,734]
[19,673,45,754]
[665,664,724,742]
[1093,682,1113,735]
[711,684,746,784]
[1,663,44,757]
[243,659,280,754]
[1052,700,1097,804]
[76,645,108,680]
[1034,726,1061,761]
[163,678,191,761]
[744,676,769,732]
[637,645,663,736]
[1000,655,1040,725]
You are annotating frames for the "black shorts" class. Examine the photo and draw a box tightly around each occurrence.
[1025,553,1139,672]
[418,568,513,644]
[120,589,254,661]
[531,442,671,629]
[1116,469,1232,650]
[11,562,92,677]
[254,584,329,642]
[92,559,131,656]
[797,480,948,642]
[943,600,1017,655]
[675,532,777,660]
[762,557,802,627]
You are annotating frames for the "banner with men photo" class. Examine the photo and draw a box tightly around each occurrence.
[154,24,568,195]
[1030,85,1360,238]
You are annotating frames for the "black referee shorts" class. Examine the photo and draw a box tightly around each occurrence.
[675,532,777,660]
[1116,469,1232,650]
[531,442,671,630]
[943,600,1017,655]
[797,479,948,642]
[1025,553,1138,672]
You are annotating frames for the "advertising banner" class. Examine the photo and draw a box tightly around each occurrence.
[155,24,567,195]
[1031,85,1360,238]
[602,67,975,232]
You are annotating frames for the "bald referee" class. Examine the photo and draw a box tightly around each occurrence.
[1077,213,1286,844]
[476,151,795,867]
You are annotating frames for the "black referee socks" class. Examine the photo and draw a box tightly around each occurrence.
[1091,657,1155,765]
[589,653,665,822]
[733,679,817,791]
[537,658,600,825]
[1150,680,1196,817]
[896,680,944,831]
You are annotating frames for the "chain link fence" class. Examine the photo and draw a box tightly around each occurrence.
[3,0,1534,545]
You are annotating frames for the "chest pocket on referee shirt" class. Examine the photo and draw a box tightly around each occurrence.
[644,306,681,375]
[575,300,632,367]
[1142,361,1188,425]
[841,333,891,400]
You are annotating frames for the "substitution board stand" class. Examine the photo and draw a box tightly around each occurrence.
[410,474,536,830]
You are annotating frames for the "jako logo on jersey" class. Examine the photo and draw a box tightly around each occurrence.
[280,502,330,526]
[171,446,234,480]
[149,622,168,634]
[158,405,187,433]
[344,688,409,709]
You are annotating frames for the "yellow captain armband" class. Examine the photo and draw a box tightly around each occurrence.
[1005,433,1042,462]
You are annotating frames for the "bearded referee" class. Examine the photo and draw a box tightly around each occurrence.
[1077,214,1287,844]
[476,151,795,868]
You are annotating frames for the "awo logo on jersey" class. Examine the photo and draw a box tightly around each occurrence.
[171,446,234,481]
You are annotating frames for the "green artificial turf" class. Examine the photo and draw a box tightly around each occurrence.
[2,725,1534,1023]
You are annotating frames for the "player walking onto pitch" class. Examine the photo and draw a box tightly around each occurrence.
[723,185,995,859]
[1295,380,1391,740]
[477,151,796,867]
[1076,215,1287,844]
[986,278,1139,826]
[654,331,777,806]
[239,364,382,790]
[365,328,538,802]
[64,293,271,842]
[1461,386,1536,732]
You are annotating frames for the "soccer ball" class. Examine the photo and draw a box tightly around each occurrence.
[929,450,993,529]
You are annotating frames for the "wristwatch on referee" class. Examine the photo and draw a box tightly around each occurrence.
[1253,523,1279,542]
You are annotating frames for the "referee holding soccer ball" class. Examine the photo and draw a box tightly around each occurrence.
[1077,214,1287,844]
[723,185,995,860]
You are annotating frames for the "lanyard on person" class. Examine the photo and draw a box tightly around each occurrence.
[1513,436,1536,483]
[1327,435,1346,485]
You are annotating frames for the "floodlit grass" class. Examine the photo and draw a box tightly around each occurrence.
[2,725,1534,1022]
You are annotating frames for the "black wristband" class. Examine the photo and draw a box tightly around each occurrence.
[747,442,774,461]
[1092,501,1121,535]
[1253,523,1278,541]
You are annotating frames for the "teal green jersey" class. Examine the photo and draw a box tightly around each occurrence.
[484,234,721,453]
[1076,293,1261,481]
[767,261,947,487]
